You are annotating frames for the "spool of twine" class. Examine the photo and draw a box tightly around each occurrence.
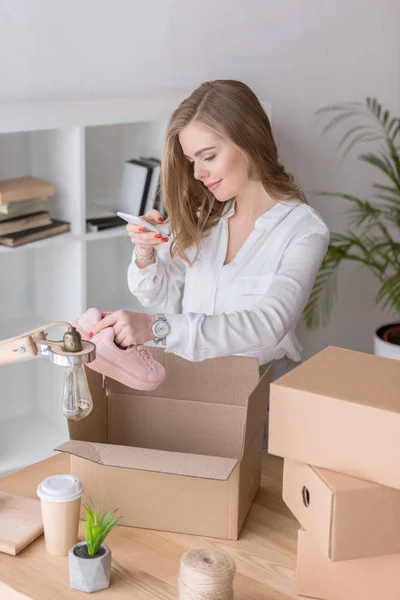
[179,548,236,600]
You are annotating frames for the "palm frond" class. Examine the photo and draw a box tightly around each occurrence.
[346,199,382,229]
[388,138,400,180]
[373,183,399,195]
[343,133,382,157]
[372,184,400,210]
[366,98,400,141]
[392,122,400,141]
[374,243,400,271]
[316,103,385,154]
[373,194,400,210]
[376,274,400,313]
[306,98,400,328]
[318,111,363,136]
[359,152,400,189]
[317,98,400,157]
[337,125,380,153]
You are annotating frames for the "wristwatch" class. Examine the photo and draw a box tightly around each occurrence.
[151,313,171,344]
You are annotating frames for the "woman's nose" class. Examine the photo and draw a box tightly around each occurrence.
[194,163,209,181]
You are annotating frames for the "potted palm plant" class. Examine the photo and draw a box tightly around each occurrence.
[69,504,121,593]
[304,98,400,359]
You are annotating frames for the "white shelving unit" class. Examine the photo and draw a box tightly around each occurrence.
[0,89,192,476]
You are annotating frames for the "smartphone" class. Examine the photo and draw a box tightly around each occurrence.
[117,212,165,235]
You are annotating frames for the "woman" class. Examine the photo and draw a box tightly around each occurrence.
[91,80,329,376]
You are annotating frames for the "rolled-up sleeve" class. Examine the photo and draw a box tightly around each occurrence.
[127,243,186,309]
[163,230,330,361]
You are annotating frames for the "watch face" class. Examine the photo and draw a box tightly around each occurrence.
[155,321,169,338]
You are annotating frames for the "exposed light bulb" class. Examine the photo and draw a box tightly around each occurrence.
[61,364,93,420]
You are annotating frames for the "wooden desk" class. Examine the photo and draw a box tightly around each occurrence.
[0,453,300,599]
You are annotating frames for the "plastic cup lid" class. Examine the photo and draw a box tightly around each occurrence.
[37,474,83,503]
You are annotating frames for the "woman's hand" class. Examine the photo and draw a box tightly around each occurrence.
[89,310,156,347]
[127,209,168,259]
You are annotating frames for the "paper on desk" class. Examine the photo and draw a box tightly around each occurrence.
[0,492,43,555]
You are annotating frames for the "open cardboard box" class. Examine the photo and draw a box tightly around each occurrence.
[56,347,272,540]
[283,459,400,561]
[268,346,400,489]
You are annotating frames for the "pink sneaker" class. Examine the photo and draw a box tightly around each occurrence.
[73,308,165,391]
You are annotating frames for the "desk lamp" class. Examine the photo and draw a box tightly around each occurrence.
[0,321,96,420]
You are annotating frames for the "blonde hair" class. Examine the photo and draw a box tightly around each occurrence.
[161,79,306,263]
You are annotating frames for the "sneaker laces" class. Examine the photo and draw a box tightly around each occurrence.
[136,344,153,366]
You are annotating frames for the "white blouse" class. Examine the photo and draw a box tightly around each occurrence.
[127,200,330,365]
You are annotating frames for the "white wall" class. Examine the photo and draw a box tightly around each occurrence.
[1,0,399,358]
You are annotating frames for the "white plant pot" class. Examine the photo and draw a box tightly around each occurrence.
[69,542,111,593]
[374,323,400,360]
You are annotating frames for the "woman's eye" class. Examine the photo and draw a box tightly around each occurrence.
[204,155,216,162]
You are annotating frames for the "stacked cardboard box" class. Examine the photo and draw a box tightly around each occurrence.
[268,346,400,600]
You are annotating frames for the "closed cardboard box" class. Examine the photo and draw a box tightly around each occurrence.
[268,346,400,489]
[297,528,400,600]
[283,459,400,561]
[56,348,272,540]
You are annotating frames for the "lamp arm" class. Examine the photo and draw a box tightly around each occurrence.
[0,321,73,365]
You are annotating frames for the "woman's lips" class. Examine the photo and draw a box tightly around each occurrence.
[207,179,222,192]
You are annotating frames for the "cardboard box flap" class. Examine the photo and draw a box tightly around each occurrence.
[55,440,238,481]
[241,362,273,457]
[272,346,400,413]
[106,347,260,406]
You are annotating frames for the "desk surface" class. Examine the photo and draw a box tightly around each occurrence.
[0,453,299,599]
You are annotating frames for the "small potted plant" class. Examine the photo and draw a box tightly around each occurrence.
[69,504,121,593]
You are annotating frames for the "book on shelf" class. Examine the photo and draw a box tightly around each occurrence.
[0,211,52,236]
[86,215,126,233]
[86,202,118,220]
[0,176,55,205]
[0,219,70,248]
[139,156,166,218]
[118,156,161,217]
[0,197,51,219]
[139,156,161,215]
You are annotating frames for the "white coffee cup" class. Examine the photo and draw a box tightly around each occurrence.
[37,474,83,556]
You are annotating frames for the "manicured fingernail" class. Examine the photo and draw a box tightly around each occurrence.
[88,331,94,338]
[155,233,162,238]
[162,237,168,242]
[157,218,164,223]
[139,227,147,232]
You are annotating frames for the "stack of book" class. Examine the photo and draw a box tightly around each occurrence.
[0,176,70,248]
